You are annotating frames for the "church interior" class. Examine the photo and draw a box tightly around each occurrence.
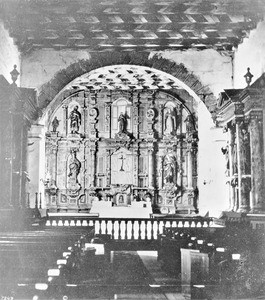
[1,0,265,299]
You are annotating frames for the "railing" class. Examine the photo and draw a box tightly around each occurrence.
[45,217,213,240]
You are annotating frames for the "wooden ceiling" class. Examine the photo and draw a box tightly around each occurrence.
[0,0,264,53]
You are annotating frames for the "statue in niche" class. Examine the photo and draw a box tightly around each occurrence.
[118,195,124,204]
[232,142,238,174]
[68,150,81,181]
[69,106,81,134]
[118,112,130,133]
[67,149,81,194]
[163,153,177,184]
[240,127,251,174]
[221,145,230,175]
[164,108,176,134]
[185,115,194,133]
[51,116,60,132]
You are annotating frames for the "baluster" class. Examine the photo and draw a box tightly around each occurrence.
[153,220,158,240]
[104,220,108,235]
[127,220,132,239]
[150,220,154,240]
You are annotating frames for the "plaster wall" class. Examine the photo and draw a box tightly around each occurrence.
[152,49,233,97]
[0,22,20,85]
[28,124,45,208]
[20,49,90,89]
[197,101,228,217]
[234,20,265,88]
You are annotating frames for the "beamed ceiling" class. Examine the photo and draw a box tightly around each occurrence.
[0,0,264,54]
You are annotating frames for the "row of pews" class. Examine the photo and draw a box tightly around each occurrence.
[157,223,264,299]
[0,227,94,299]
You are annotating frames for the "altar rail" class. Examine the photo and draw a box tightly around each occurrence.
[45,217,213,240]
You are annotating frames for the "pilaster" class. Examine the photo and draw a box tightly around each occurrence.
[249,111,264,212]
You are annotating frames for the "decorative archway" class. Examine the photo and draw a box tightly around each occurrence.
[37,52,217,118]
[27,55,228,217]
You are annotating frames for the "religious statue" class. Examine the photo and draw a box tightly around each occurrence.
[118,112,129,133]
[118,195,124,204]
[221,145,230,175]
[51,116,60,132]
[240,127,251,174]
[164,108,175,134]
[232,137,238,175]
[163,153,177,184]
[185,115,194,133]
[69,106,81,134]
[68,150,81,183]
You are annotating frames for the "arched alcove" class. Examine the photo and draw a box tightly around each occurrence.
[28,62,227,217]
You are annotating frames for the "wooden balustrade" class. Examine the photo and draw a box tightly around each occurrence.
[45,217,213,240]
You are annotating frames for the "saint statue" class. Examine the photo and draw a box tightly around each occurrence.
[164,108,175,134]
[163,154,177,184]
[118,195,124,204]
[185,115,194,133]
[240,127,250,174]
[118,112,129,133]
[221,146,230,175]
[68,150,81,183]
[51,116,60,132]
[69,106,81,134]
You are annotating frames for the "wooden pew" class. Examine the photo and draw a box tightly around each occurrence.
[0,228,93,298]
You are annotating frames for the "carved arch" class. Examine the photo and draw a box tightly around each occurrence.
[37,52,217,119]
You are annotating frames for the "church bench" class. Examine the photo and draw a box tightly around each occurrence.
[0,228,94,296]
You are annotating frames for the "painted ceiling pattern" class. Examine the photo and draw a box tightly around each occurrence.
[0,0,264,53]
[68,65,183,91]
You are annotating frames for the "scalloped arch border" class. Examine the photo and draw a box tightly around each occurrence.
[37,52,217,118]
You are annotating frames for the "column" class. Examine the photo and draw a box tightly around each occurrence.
[105,102,111,137]
[187,143,193,189]
[133,102,139,139]
[227,126,235,211]
[148,147,154,188]
[50,143,58,185]
[236,120,251,212]
[28,124,45,208]
[159,155,163,189]
[106,149,111,187]
[249,113,264,212]
[83,106,88,135]
[62,105,68,135]
[133,147,139,186]
[159,104,164,137]
[90,146,96,187]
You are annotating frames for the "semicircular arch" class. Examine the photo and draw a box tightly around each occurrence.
[37,52,217,119]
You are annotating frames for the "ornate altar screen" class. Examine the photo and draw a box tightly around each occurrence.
[44,89,198,214]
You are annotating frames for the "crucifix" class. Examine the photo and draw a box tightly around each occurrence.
[119,155,126,171]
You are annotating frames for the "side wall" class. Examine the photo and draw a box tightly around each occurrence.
[0,22,20,85]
